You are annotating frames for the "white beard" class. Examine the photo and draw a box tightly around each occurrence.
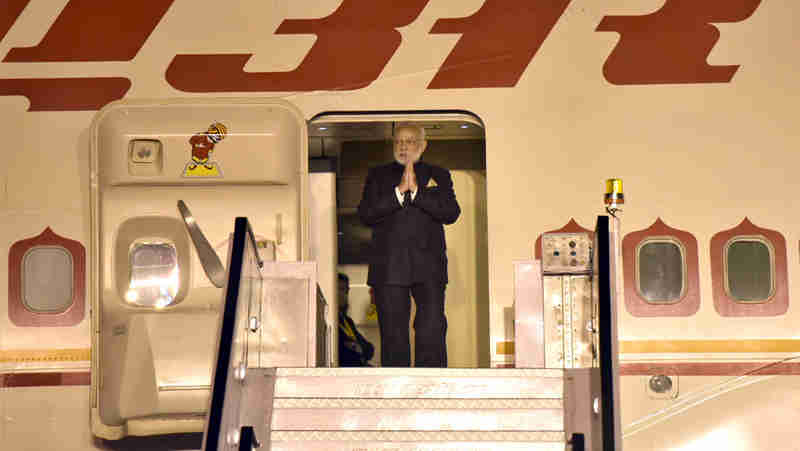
[395,153,419,165]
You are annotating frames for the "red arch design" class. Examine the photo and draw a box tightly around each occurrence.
[8,227,85,326]
[622,218,700,317]
[710,218,788,317]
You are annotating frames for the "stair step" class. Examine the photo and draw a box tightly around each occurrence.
[272,367,564,399]
[272,400,563,432]
[223,368,574,450]
[260,368,568,448]
[269,431,565,451]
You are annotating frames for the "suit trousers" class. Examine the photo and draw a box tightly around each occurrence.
[373,282,447,367]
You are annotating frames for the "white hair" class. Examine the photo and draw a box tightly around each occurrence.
[395,123,426,141]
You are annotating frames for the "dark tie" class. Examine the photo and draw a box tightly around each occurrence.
[403,190,411,207]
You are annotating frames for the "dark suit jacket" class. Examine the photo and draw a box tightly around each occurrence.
[338,311,374,367]
[357,161,460,286]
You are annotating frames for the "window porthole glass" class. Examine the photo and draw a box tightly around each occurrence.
[725,239,773,303]
[126,240,180,308]
[636,240,685,304]
[22,246,74,312]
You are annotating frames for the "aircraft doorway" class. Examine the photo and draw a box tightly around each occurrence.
[309,112,489,368]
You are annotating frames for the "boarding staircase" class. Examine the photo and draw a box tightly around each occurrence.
[202,217,622,451]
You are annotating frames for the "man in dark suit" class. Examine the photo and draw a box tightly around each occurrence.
[357,124,460,367]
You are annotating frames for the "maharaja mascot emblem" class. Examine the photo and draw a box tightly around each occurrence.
[183,122,227,177]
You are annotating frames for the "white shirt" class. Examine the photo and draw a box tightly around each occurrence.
[395,186,418,205]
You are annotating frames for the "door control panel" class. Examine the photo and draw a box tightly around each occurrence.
[541,232,592,274]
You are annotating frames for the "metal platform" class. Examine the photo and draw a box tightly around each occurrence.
[228,367,595,450]
[202,216,620,451]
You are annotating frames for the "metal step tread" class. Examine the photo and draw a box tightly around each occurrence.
[270,406,564,432]
[270,430,566,450]
[266,367,565,399]
[274,368,564,377]
[273,398,563,408]
[253,368,569,434]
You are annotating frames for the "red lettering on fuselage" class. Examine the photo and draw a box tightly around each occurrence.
[596,0,763,84]
[166,1,430,92]
[428,0,571,88]
[4,0,175,62]
[0,0,767,111]
[0,0,29,43]
[0,0,172,110]
[0,78,131,111]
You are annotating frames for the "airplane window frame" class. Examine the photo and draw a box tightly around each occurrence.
[710,218,788,317]
[125,240,181,308]
[635,237,687,305]
[722,236,775,304]
[622,219,700,317]
[22,245,74,312]
[8,227,86,327]
[113,216,192,311]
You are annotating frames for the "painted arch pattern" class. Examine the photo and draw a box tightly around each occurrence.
[537,217,789,318]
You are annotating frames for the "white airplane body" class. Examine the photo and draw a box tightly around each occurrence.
[1,1,798,450]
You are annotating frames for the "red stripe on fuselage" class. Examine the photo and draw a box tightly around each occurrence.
[4,363,800,387]
[1,371,90,387]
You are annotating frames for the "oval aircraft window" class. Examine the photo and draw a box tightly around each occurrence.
[710,220,787,316]
[622,219,700,317]
[9,227,86,326]
[125,240,180,308]
[725,239,774,303]
[23,246,74,312]
[636,239,686,304]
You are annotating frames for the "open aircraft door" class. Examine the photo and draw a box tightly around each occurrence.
[88,98,320,439]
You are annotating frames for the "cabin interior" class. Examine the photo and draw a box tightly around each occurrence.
[308,114,489,369]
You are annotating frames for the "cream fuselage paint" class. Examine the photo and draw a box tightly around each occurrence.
[1,1,799,450]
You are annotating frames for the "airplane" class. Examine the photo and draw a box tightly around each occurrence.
[2,1,799,450]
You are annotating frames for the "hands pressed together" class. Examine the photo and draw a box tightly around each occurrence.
[397,161,418,193]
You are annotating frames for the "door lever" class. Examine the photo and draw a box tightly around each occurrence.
[177,200,226,288]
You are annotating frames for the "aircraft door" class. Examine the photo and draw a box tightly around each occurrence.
[308,158,337,366]
[89,99,309,439]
